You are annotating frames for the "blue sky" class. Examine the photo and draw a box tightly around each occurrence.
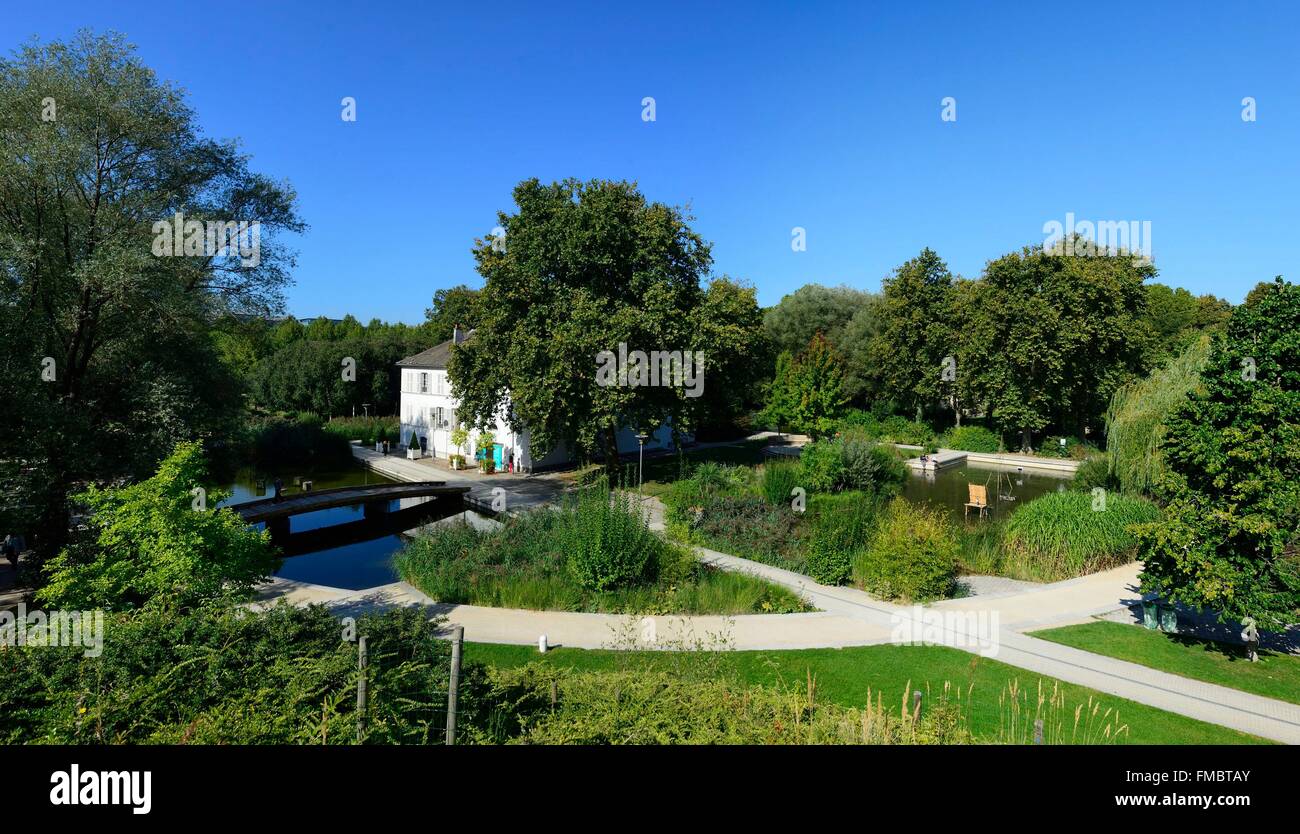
[6,1,1299,321]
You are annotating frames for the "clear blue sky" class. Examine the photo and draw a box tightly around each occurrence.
[6,1,1299,322]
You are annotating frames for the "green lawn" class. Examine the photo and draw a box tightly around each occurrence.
[1032,620,1300,706]
[465,641,1268,745]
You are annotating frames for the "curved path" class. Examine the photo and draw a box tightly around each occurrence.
[253,447,1300,743]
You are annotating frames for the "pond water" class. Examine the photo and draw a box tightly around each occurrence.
[219,465,483,591]
[900,462,1072,524]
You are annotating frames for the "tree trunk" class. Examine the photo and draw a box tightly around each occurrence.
[602,424,621,483]
[1021,427,1032,453]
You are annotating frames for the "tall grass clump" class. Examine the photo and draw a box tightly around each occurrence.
[563,480,661,591]
[804,493,883,585]
[760,460,801,506]
[324,415,400,445]
[1105,335,1211,495]
[1001,491,1161,580]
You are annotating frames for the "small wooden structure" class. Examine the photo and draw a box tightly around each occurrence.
[964,483,990,519]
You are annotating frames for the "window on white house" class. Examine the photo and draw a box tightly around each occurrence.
[419,372,429,394]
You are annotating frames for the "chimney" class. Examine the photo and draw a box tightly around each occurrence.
[453,324,462,344]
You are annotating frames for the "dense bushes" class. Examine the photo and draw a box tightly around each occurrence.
[854,499,958,602]
[396,482,807,614]
[798,432,906,495]
[324,415,399,446]
[1073,454,1117,492]
[759,460,801,506]
[38,442,279,611]
[1003,491,1161,579]
[803,494,881,585]
[471,663,972,745]
[0,604,462,744]
[940,425,1000,453]
[239,412,353,469]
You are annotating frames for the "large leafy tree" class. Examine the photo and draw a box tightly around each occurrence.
[423,284,482,344]
[868,249,955,421]
[1137,278,1300,631]
[760,334,848,439]
[956,244,1151,449]
[0,32,303,560]
[450,178,715,474]
[689,275,769,429]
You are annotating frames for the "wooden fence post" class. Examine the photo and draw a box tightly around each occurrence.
[356,635,368,744]
[1033,719,1044,745]
[445,626,464,745]
[912,690,923,725]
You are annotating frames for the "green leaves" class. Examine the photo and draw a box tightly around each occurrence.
[1138,278,1300,630]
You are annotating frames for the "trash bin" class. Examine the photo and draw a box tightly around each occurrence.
[1141,600,1158,630]
[1157,603,1178,633]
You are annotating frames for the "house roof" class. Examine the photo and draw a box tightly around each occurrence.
[396,330,473,369]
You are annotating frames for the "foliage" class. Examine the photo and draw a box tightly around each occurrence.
[450,178,739,475]
[38,442,279,610]
[838,432,908,494]
[804,493,882,585]
[867,249,956,420]
[323,415,400,446]
[1105,335,1212,495]
[423,285,481,344]
[1143,283,1232,364]
[471,664,972,745]
[0,603,462,744]
[797,438,844,493]
[239,412,353,469]
[855,498,958,602]
[759,460,801,506]
[394,491,806,614]
[0,32,303,563]
[450,426,470,456]
[762,283,882,403]
[1136,278,1300,631]
[565,483,659,591]
[940,425,1000,453]
[1003,491,1161,580]
[761,333,849,439]
[951,244,1152,450]
[1073,454,1118,492]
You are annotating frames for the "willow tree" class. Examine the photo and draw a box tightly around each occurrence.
[449,178,725,475]
[0,32,303,560]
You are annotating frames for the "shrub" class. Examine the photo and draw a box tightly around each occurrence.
[759,460,801,506]
[323,415,399,446]
[941,425,999,453]
[1002,491,1161,579]
[564,484,661,591]
[680,494,803,570]
[798,439,843,493]
[1072,454,1117,492]
[804,493,881,585]
[877,416,935,446]
[39,442,279,611]
[241,412,353,468]
[838,433,907,495]
[854,498,957,602]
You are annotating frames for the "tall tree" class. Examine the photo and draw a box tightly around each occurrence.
[0,32,303,560]
[1137,278,1300,632]
[868,249,955,421]
[450,178,714,474]
[423,284,481,344]
[957,244,1151,449]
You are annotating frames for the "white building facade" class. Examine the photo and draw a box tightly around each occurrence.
[397,330,674,473]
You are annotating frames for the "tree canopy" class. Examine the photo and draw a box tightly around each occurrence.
[1137,277,1300,630]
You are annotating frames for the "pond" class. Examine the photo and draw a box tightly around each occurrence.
[220,465,486,591]
[901,462,1072,524]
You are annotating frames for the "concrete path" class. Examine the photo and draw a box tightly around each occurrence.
[351,445,569,513]
[257,451,1300,743]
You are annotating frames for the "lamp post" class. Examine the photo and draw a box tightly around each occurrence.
[635,432,649,493]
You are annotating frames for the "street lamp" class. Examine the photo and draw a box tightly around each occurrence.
[635,432,649,493]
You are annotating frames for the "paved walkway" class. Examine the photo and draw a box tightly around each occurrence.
[351,445,569,514]
[257,453,1300,743]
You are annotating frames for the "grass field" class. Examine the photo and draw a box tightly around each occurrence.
[465,641,1268,745]
[1032,620,1300,706]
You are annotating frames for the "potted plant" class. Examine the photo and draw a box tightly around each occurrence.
[407,433,422,460]
[376,426,387,453]
[450,427,469,470]
[477,433,496,474]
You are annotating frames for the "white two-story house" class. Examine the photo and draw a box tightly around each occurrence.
[397,327,674,473]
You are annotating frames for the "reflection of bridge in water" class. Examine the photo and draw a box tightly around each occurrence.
[232,482,471,557]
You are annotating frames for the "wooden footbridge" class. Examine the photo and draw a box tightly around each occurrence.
[232,482,471,552]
